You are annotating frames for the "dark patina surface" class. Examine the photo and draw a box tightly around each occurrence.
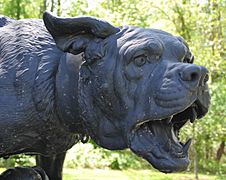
[0,12,210,179]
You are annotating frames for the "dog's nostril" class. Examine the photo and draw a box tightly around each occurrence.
[180,66,201,82]
[190,72,199,81]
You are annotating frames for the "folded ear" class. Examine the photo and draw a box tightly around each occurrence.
[43,11,119,55]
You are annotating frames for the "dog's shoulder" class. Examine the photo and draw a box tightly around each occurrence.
[0,17,63,114]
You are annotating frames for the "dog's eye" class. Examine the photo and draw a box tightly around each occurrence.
[134,56,147,67]
[134,54,160,67]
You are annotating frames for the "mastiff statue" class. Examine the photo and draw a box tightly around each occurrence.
[0,12,210,179]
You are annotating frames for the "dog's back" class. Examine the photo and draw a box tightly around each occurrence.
[0,16,15,27]
[0,18,63,156]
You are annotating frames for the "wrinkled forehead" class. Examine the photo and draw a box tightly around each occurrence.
[115,26,189,60]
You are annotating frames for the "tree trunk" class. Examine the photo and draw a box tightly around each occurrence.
[51,0,55,12]
[216,141,225,162]
[39,0,47,18]
[16,0,21,19]
[205,135,209,160]
[43,0,47,10]
[192,123,199,180]
[57,0,61,16]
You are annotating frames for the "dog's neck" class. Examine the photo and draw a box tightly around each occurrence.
[78,61,129,149]
[55,53,86,135]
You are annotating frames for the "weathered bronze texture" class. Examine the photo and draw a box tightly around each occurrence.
[0,12,210,179]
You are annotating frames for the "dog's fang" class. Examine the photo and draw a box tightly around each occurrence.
[190,107,197,123]
[183,138,192,154]
[166,116,173,124]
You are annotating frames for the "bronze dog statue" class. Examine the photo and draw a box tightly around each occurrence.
[0,12,210,179]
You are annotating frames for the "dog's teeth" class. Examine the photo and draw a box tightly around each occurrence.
[190,108,197,123]
[166,116,173,124]
[183,138,192,154]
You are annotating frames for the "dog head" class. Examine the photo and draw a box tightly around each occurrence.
[44,12,210,173]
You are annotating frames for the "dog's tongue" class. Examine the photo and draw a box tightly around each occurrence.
[128,123,154,153]
[128,121,171,156]
[127,120,190,172]
[128,120,188,160]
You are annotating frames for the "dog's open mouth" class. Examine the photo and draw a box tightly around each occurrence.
[128,100,208,173]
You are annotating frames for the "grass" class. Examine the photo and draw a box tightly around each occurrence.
[0,168,223,180]
[63,168,221,180]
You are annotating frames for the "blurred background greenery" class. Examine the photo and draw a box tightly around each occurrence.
[0,0,225,179]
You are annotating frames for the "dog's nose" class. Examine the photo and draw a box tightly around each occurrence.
[180,65,208,89]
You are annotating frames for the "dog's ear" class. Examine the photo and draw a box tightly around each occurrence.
[43,11,119,55]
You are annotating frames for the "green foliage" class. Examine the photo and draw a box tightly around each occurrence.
[0,0,42,19]
[0,154,35,168]
[0,0,225,175]
[64,142,150,170]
